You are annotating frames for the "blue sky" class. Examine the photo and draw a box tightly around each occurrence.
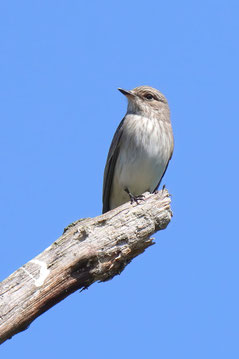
[1,1,238,358]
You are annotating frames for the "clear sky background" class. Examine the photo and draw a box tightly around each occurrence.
[1,1,238,358]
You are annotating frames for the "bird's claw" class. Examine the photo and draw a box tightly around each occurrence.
[129,193,145,205]
[124,188,145,205]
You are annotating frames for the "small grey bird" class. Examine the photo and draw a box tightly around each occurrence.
[102,85,174,213]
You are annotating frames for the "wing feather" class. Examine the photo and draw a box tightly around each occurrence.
[153,148,174,192]
[102,118,125,213]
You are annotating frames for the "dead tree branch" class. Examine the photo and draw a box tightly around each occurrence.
[0,189,172,344]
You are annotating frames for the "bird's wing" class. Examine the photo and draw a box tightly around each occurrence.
[153,146,174,192]
[102,117,125,213]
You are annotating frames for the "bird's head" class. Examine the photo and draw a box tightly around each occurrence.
[118,86,169,117]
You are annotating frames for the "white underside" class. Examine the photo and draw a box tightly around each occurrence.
[110,114,173,209]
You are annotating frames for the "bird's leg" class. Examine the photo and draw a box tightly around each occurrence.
[124,188,145,205]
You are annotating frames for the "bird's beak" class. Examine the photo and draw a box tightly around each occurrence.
[118,88,135,98]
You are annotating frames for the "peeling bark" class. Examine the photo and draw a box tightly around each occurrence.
[0,189,172,344]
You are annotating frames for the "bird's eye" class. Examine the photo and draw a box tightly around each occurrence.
[145,94,153,100]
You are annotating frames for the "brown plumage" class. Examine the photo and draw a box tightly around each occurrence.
[102,86,174,213]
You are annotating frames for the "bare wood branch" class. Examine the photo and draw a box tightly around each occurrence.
[0,189,172,344]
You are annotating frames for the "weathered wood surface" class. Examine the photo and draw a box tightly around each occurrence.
[0,189,172,344]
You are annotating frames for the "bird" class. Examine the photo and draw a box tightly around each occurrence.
[102,85,174,213]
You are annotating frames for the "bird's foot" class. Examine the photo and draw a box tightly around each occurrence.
[124,188,145,205]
